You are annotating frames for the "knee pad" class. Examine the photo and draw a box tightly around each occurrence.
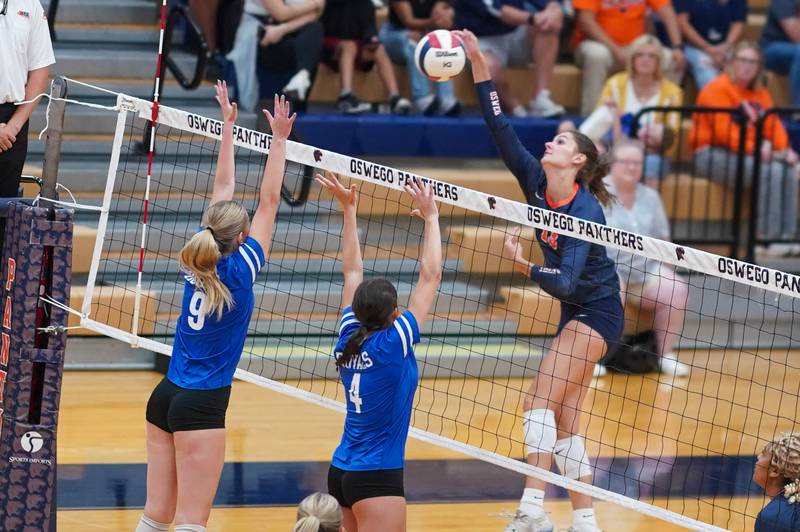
[522,409,557,456]
[135,515,170,532]
[553,435,592,480]
[174,525,205,532]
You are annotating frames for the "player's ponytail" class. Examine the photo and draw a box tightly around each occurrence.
[338,278,398,368]
[570,130,613,207]
[293,492,342,532]
[180,200,250,320]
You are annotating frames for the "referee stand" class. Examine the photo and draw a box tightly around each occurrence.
[0,77,73,532]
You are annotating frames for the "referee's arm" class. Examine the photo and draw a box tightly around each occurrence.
[1,67,49,151]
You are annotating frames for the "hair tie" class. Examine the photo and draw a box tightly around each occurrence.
[204,226,215,237]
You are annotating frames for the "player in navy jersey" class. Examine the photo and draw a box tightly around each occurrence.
[454,29,622,532]
[315,170,442,532]
[135,83,296,532]
[753,432,800,532]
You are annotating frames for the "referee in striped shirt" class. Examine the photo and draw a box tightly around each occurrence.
[0,0,55,198]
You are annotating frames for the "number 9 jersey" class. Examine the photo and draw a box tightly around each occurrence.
[168,236,265,390]
[332,306,421,471]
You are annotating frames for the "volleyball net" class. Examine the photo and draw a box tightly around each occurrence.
[72,92,800,532]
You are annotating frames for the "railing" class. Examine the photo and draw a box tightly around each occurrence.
[632,106,748,259]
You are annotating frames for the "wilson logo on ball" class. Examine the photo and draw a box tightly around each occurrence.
[414,30,466,82]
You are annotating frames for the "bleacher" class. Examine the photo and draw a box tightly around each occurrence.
[29,0,797,368]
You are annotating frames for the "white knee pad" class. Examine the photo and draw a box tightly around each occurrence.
[135,515,170,532]
[174,525,206,532]
[522,409,557,456]
[553,435,592,480]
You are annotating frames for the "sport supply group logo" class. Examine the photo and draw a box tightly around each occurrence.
[9,431,51,466]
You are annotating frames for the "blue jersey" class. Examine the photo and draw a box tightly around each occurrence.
[332,307,420,471]
[476,80,619,305]
[455,0,557,37]
[168,236,265,390]
[755,495,800,532]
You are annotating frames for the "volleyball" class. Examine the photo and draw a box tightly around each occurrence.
[414,30,466,82]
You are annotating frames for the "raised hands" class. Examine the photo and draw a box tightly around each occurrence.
[215,80,237,124]
[315,171,358,211]
[405,178,439,222]
[263,94,297,141]
[451,29,479,62]
[503,226,526,264]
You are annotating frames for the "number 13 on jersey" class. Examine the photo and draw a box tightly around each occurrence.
[348,373,363,413]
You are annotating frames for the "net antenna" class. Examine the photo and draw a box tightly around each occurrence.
[78,92,800,532]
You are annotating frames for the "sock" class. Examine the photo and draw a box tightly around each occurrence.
[135,515,170,532]
[174,525,206,532]
[339,89,352,97]
[519,487,545,516]
[573,508,597,528]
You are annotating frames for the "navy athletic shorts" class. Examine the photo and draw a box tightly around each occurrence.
[556,294,624,353]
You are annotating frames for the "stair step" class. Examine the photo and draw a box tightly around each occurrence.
[53,23,160,45]
[52,48,198,79]
[43,0,157,24]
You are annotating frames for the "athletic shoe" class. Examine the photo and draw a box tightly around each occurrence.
[439,97,462,117]
[415,94,439,116]
[659,354,690,377]
[528,90,566,118]
[512,105,528,118]
[390,95,412,115]
[503,510,554,532]
[567,526,603,532]
[337,93,371,115]
[592,363,608,377]
[282,69,311,102]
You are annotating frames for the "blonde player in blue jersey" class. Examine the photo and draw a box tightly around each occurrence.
[315,170,442,532]
[135,83,296,532]
[454,29,623,532]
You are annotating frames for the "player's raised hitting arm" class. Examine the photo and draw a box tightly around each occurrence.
[451,29,542,201]
[248,94,297,254]
[315,171,363,309]
[406,179,442,329]
[210,80,238,205]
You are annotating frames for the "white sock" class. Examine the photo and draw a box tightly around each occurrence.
[135,515,170,532]
[174,525,206,532]
[519,487,545,516]
[573,508,597,527]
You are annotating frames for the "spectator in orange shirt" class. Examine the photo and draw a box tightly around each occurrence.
[692,42,799,255]
[574,0,685,115]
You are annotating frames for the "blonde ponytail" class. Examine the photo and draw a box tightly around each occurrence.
[293,492,342,532]
[179,200,250,320]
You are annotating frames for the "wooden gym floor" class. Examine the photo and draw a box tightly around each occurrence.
[54,347,799,531]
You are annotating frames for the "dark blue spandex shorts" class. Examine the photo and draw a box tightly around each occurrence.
[556,294,624,353]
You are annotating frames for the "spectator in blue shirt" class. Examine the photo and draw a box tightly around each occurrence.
[379,0,462,115]
[761,0,800,106]
[675,0,746,89]
[455,0,566,117]
[753,432,800,532]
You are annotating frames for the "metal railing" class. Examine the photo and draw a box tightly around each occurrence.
[632,106,748,259]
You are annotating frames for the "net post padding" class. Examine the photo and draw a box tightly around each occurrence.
[0,202,73,531]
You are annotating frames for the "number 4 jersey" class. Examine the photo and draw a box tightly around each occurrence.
[168,236,265,390]
[332,306,420,471]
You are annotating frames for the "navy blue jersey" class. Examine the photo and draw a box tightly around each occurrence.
[476,80,619,305]
[673,0,745,45]
[168,236,265,390]
[332,307,420,471]
[755,495,800,532]
[455,0,519,37]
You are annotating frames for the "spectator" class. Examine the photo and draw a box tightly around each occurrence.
[455,0,566,117]
[0,0,54,199]
[293,492,345,532]
[753,433,800,532]
[579,35,683,186]
[227,0,325,112]
[691,41,799,256]
[601,140,690,377]
[321,0,413,114]
[674,0,746,89]
[762,0,800,107]
[573,0,684,115]
[379,0,462,115]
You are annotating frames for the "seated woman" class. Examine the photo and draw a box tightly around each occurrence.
[601,140,690,377]
[379,0,461,115]
[691,41,799,257]
[753,432,800,531]
[321,0,412,115]
[293,492,345,532]
[578,35,683,187]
